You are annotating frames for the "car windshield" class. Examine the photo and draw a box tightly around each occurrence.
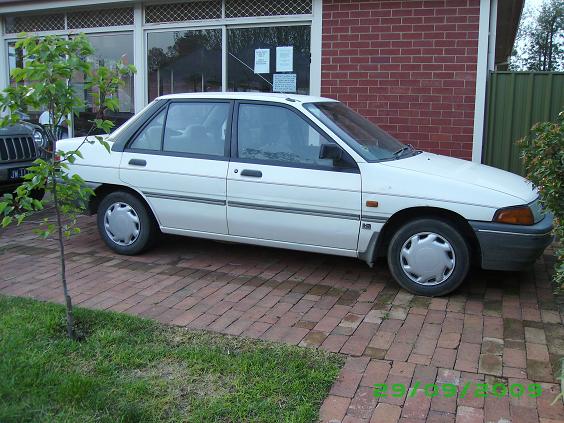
[304,101,410,161]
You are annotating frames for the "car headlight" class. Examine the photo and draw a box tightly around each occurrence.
[493,205,534,225]
[33,129,47,149]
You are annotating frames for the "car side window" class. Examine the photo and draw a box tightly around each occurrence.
[163,102,229,157]
[129,108,165,151]
[237,103,335,167]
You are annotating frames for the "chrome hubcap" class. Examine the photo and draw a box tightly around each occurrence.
[399,232,455,286]
[104,202,140,246]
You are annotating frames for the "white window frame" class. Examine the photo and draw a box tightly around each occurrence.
[0,0,323,118]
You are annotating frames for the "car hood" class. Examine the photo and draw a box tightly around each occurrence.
[380,152,537,203]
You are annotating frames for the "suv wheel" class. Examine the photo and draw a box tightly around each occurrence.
[97,191,156,255]
[387,218,470,296]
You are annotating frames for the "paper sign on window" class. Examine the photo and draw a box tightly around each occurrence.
[254,49,270,74]
[273,73,297,93]
[276,46,293,72]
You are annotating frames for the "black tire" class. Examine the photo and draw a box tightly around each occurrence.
[387,218,470,296]
[97,191,157,255]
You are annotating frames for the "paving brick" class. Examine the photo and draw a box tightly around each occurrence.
[321,334,349,353]
[408,353,432,366]
[484,394,511,423]
[525,327,547,344]
[170,310,203,326]
[431,395,457,414]
[389,361,416,378]
[242,321,271,339]
[427,411,455,423]
[319,395,351,423]
[314,316,342,333]
[526,343,550,361]
[341,334,372,356]
[385,342,413,361]
[401,389,431,420]
[379,374,411,406]
[510,404,539,423]
[432,348,457,369]
[360,359,391,387]
[526,359,555,382]
[455,406,484,423]
[438,332,461,349]
[299,330,327,348]
[347,386,377,419]
[330,369,363,398]
[536,383,564,421]
[370,403,402,423]
[504,347,527,368]
[369,331,395,350]
[455,343,481,373]
[478,353,502,376]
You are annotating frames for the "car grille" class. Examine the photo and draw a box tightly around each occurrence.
[0,136,38,162]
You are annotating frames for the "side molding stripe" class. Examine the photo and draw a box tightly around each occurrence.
[361,215,388,223]
[228,201,361,221]
[142,194,389,224]
[144,192,226,206]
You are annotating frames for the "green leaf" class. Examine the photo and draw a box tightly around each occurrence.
[100,140,111,153]
[1,216,12,227]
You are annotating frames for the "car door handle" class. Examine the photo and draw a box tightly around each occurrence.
[240,169,262,178]
[128,159,147,167]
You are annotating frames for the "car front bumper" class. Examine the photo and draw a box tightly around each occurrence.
[0,160,36,193]
[470,213,554,271]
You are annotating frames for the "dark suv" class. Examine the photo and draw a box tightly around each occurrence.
[0,123,47,197]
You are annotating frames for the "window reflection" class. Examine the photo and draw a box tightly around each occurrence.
[228,26,311,94]
[8,34,134,138]
[72,33,135,137]
[147,30,222,101]
[8,42,41,123]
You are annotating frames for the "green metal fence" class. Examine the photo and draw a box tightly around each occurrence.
[483,71,564,175]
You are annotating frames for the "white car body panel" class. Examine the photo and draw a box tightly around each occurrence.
[59,137,122,185]
[119,152,229,234]
[58,93,542,263]
[226,161,361,250]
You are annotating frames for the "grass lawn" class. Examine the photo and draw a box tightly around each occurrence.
[0,295,342,422]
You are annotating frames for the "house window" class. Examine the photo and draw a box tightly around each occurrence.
[227,25,311,94]
[72,33,135,137]
[147,29,223,101]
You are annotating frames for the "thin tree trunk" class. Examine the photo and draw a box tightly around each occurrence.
[51,174,75,339]
[547,21,555,71]
[49,123,75,339]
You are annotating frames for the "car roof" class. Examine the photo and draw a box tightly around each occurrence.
[156,92,337,104]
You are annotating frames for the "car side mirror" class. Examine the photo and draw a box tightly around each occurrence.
[319,143,343,161]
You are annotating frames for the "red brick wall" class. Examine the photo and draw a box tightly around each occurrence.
[321,0,480,160]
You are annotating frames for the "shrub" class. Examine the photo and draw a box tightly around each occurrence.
[519,111,564,290]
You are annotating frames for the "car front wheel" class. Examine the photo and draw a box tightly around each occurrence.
[387,218,470,296]
[97,191,156,255]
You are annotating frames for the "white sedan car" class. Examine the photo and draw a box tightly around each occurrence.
[60,93,553,296]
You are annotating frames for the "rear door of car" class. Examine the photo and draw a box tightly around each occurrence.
[226,101,362,251]
[119,100,232,234]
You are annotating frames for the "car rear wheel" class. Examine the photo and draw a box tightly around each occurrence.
[387,218,470,296]
[97,191,156,255]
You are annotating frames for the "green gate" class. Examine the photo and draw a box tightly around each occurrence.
[483,71,564,175]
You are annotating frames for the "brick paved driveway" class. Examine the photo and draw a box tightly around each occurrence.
[1,215,563,423]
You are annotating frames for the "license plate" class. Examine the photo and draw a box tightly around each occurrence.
[8,167,29,180]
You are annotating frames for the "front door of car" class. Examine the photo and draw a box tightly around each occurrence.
[119,100,232,234]
[227,102,362,251]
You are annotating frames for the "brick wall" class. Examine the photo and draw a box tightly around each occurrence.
[321,0,480,160]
